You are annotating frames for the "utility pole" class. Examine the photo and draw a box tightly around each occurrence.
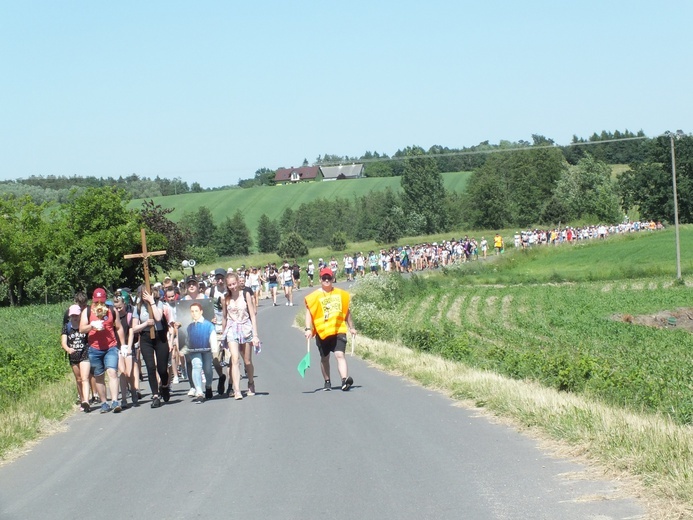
[666,130,685,280]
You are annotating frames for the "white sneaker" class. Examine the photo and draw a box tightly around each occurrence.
[187,388,197,397]
[172,376,179,385]
[285,302,289,306]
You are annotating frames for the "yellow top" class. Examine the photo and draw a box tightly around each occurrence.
[304,287,350,340]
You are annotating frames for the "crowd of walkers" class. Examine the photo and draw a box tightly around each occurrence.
[311,219,665,275]
[61,260,358,414]
[61,219,660,412]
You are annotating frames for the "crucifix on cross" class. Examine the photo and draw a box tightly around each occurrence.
[124,228,166,339]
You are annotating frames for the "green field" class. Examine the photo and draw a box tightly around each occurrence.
[127,171,472,237]
[352,228,693,424]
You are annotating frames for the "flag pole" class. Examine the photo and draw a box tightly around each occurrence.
[297,335,311,378]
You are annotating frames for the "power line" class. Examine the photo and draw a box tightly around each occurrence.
[317,135,652,167]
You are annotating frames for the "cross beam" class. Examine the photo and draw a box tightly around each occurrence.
[124,228,166,339]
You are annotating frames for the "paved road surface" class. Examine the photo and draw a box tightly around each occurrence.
[0,286,645,519]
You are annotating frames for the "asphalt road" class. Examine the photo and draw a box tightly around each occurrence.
[0,285,645,520]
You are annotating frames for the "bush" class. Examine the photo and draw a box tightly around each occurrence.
[277,231,308,259]
[0,304,68,411]
[330,232,347,251]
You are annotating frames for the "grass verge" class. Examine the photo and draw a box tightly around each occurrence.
[0,375,76,464]
[356,335,693,520]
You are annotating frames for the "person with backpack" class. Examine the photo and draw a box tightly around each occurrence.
[267,264,279,306]
[62,305,91,412]
[291,260,301,291]
[131,285,170,409]
[79,288,127,413]
[113,294,139,408]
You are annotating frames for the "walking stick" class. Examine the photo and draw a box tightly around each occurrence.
[350,333,355,356]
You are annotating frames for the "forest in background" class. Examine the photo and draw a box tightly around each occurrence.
[1,129,691,306]
[0,129,650,201]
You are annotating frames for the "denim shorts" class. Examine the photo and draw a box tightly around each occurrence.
[88,346,119,376]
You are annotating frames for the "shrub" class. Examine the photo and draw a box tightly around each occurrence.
[330,232,347,251]
[277,232,308,259]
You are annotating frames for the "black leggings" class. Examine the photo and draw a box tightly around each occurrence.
[139,330,170,395]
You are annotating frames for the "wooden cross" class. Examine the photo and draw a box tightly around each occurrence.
[124,228,166,339]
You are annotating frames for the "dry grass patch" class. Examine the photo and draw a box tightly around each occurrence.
[357,336,693,519]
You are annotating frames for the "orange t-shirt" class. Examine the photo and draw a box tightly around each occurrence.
[304,287,350,340]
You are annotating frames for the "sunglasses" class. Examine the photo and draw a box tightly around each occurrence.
[321,275,333,282]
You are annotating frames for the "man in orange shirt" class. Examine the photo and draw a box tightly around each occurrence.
[304,267,357,391]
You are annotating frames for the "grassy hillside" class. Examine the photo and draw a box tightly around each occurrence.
[128,172,472,236]
[459,226,693,283]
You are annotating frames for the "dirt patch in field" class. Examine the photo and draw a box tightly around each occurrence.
[612,307,693,332]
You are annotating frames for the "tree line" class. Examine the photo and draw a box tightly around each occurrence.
[1,129,653,198]
[2,131,690,306]
[0,174,237,205]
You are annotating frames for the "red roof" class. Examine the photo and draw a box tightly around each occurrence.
[274,166,320,182]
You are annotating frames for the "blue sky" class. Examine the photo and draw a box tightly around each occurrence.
[1,1,691,188]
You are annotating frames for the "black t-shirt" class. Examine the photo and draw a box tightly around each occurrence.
[62,322,88,351]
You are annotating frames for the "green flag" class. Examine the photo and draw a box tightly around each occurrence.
[297,351,310,378]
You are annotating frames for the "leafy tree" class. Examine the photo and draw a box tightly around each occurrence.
[462,159,512,229]
[184,206,216,247]
[60,187,142,294]
[553,155,622,223]
[156,176,190,196]
[351,188,402,241]
[509,146,567,227]
[139,199,190,273]
[257,213,281,253]
[191,182,204,193]
[377,216,401,245]
[400,146,448,233]
[0,196,52,304]
[280,207,296,233]
[277,231,308,259]
[364,160,394,177]
[215,210,252,256]
[442,191,466,230]
[616,135,693,223]
[330,232,347,251]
